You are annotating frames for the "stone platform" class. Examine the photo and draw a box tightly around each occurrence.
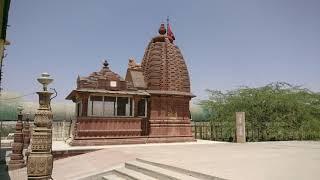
[6,140,320,180]
[70,136,195,146]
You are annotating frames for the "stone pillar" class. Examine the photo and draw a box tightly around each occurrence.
[23,113,31,148]
[8,106,25,170]
[27,73,54,179]
[236,112,246,143]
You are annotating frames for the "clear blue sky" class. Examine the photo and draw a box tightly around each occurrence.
[3,0,320,103]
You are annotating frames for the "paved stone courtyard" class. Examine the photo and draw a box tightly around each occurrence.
[7,140,320,180]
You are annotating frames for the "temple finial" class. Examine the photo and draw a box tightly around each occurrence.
[103,60,109,68]
[158,23,166,35]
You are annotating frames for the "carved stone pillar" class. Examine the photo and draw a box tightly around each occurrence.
[133,95,141,117]
[236,112,246,143]
[8,106,25,170]
[23,113,31,148]
[27,73,54,179]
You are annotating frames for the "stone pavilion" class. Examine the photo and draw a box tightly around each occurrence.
[66,23,195,145]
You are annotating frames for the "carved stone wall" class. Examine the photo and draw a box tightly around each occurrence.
[148,95,193,137]
[74,117,143,138]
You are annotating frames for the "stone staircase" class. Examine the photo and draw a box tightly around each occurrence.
[83,158,226,180]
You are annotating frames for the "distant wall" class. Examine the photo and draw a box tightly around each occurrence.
[52,120,72,141]
[1,120,72,141]
[0,101,75,121]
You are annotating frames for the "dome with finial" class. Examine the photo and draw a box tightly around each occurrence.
[77,59,125,90]
[158,23,166,35]
[103,60,109,68]
[141,24,191,93]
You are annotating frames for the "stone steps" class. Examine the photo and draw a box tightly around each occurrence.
[135,158,225,180]
[114,167,157,180]
[83,158,225,180]
[102,173,126,180]
[125,160,199,180]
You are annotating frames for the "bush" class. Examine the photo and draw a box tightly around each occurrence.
[199,82,320,141]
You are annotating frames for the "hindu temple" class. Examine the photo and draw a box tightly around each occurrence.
[66,23,195,145]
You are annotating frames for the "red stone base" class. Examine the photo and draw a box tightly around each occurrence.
[70,136,195,146]
[8,160,25,170]
[27,175,51,179]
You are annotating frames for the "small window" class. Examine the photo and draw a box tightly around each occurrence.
[89,96,103,116]
[87,95,133,117]
[104,96,116,116]
[110,81,117,87]
[76,102,82,117]
[117,97,132,116]
[138,98,147,117]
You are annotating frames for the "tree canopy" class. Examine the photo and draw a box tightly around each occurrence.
[199,82,320,141]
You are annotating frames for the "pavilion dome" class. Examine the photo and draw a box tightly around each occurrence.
[76,60,125,90]
[141,24,191,93]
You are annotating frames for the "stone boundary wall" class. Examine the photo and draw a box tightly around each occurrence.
[52,120,72,141]
[0,120,72,141]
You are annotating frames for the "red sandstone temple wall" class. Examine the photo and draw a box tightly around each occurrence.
[148,95,193,137]
[74,117,143,139]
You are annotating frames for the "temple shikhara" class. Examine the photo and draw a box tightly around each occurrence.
[66,23,195,145]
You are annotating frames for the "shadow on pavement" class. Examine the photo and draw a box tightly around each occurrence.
[0,149,10,180]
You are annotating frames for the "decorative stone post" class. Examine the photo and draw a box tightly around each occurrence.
[236,112,246,143]
[23,113,31,148]
[8,105,25,170]
[27,73,54,179]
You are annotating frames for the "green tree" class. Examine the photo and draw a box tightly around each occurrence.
[199,82,320,141]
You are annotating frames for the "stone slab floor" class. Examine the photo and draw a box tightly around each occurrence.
[7,140,320,180]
